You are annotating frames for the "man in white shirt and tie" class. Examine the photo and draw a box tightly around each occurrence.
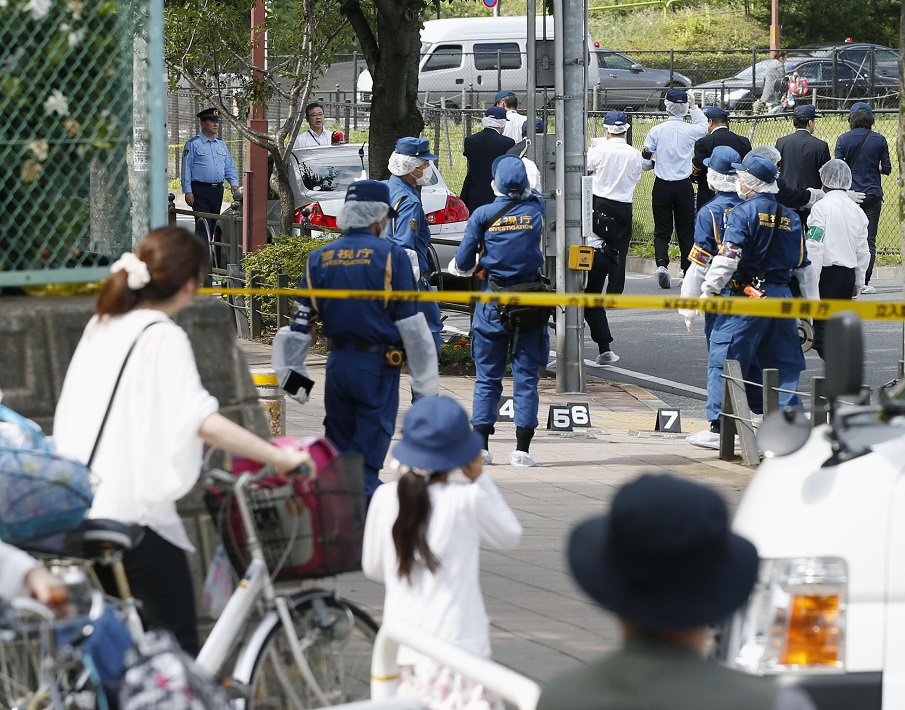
[642,89,708,289]
[584,111,643,365]
[495,90,527,142]
[293,101,332,149]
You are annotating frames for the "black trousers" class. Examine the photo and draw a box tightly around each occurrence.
[191,181,224,266]
[860,194,882,284]
[591,196,632,294]
[652,176,694,272]
[813,264,856,359]
[95,527,199,655]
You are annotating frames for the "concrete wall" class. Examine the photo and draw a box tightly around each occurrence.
[0,295,270,626]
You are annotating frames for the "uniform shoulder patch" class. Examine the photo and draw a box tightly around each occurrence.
[408,218,417,231]
[183,148,189,156]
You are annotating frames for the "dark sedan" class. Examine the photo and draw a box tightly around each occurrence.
[694,56,899,111]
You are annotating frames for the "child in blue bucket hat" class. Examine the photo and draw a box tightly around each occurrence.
[362,396,522,708]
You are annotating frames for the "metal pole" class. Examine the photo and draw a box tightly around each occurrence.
[526,1,537,163]
[553,0,586,393]
[148,0,167,229]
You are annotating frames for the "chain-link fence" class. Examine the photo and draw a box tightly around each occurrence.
[1,1,156,289]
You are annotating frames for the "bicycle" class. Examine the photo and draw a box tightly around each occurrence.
[196,448,378,707]
[0,446,378,709]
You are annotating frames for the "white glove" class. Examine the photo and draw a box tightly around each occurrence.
[852,285,860,299]
[805,187,825,209]
[448,256,477,277]
[678,262,705,329]
[687,90,698,110]
[271,326,313,405]
[404,248,421,282]
[683,315,696,334]
[701,253,740,296]
[847,190,866,204]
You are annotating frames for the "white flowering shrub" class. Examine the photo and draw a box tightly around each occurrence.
[0,0,136,282]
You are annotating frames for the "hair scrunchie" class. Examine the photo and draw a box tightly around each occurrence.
[110,252,151,290]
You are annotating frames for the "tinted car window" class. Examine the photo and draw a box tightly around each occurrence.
[296,155,370,194]
[793,62,821,82]
[423,44,463,72]
[599,51,637,70]
[474,42,522,70]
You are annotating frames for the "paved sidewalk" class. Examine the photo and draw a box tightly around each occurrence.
[240,340,754,684]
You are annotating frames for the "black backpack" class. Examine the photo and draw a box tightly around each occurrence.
[773,75,789,94]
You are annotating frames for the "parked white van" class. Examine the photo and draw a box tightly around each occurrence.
[357,15,600,108]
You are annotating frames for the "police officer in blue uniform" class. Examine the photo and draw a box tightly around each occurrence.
[287,180,439,500]
[181,107,239,251]
[700,153,811,432]
[450,156,548,468]
[385,137,444,355]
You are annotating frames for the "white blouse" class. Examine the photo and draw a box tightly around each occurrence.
[362,474,522,664]
[53,309,219,551]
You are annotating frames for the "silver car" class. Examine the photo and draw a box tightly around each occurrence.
[593,49,692,109]
[288,144,469,274]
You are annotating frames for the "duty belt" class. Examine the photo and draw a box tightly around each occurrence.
[329,339,404,367]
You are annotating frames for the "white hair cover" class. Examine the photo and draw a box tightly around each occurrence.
[664,101,688,118]
[738,171,779,195]
[482,116,507,130]
[336,201,390,232]
[388,152,425,177]
[819,159,853,190]
[707,170,738,194]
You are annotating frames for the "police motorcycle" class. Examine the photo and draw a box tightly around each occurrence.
[714,311,905,710]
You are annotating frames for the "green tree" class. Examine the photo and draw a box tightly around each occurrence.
[165,0,352,236]
[751,0,899,48]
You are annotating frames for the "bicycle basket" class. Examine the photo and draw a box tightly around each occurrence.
[206,441,365,583]
[0,447,93,545]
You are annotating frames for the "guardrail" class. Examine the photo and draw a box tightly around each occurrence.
[369,621,541,710]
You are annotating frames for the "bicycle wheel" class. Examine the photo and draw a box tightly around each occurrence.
[244,592,377,709]
[0,631,42,708]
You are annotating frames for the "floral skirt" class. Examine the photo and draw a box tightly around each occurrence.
[396,661,505,710]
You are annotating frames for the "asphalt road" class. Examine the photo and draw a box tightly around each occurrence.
[442,271,905,422]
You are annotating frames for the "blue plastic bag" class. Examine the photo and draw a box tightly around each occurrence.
[0,403,93,544]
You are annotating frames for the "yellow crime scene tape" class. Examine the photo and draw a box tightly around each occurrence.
[198,285,905,322]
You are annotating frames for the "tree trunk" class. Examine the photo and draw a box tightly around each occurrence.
[367,2,424,180]
[271,151,296,237]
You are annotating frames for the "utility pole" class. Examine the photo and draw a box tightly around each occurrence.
[553,0,587,393]
[243,0,269,254]
[770,0,780,49]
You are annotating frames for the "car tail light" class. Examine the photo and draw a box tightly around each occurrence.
[717,557,847,673]
[295,202,337,229]
[426,195,469,225]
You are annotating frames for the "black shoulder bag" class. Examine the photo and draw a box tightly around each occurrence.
[842,130,871,168]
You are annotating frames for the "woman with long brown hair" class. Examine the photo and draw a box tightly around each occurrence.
[53,227,315,654]
[362,396,521,708]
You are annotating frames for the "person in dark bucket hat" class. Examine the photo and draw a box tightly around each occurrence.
[537,474,817,710]
[362,396,522,706]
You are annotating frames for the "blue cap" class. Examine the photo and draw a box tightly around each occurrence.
[793,104,819,120]
[522,118,546,136]
[703,146,741,176]
[731,153,778,183]
[391,396,484,472]
[344,180,396,215]
[603,111,629,127]
[849,101,873,114]
[491,154,529,195]
[702,105,729,120]
[494,90,517,103]
[393,137,438,161]
[485,106,507,120]
[665,88,687,103]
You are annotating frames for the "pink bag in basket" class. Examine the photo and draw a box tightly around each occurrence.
[207,436,364,582]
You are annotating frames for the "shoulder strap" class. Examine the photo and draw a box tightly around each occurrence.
[87,321,164,468]
[843,130,871,167]
[484,200,517,231]
[756,205,784,284]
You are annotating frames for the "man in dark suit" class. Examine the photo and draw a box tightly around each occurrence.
[776,104,831,224]
[537,474,817,710]
[460,106,515,214]
[691,106,751,210]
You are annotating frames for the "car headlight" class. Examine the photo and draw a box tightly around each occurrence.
[719,557,847,673]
